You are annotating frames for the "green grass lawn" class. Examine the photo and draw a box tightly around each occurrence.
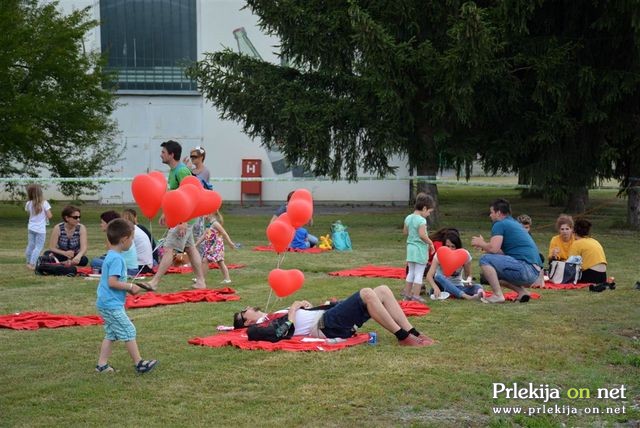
[0,187,638,427]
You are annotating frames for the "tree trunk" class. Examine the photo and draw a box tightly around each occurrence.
[628,176,640,230]
[565,186,589,213]
[411,123,440,225]
[415,159,440,226]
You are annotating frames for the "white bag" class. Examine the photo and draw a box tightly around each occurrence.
[548,261,581,284]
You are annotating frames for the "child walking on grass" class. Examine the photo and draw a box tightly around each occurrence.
[195,211,237,284]
[24,184,52,270]
[95,218,157,374]
[402,193,436,303]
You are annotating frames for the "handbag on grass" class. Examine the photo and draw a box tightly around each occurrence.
[548,260,581,284]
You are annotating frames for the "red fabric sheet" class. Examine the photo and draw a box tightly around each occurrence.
[125,287,240,309]
[189,329,369,352]
[398,300,431,316]
[77,263,245,276]
[483,291,541,301]
[0,311,103,330]
[252,245,330,253]
[532,281,592,290]
[328,265,406,279]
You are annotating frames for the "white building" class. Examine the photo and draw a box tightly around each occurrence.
[56,0,410,205]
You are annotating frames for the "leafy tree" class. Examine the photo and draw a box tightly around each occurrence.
[188,0,501,217]
[0,0,119,197]
[479,1,640,222]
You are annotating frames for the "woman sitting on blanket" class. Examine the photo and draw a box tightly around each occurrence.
[548,214,575,263]
[425,230,484,300]
[45,205,88,266]
[568,218,608,284]
[233,285,435,347]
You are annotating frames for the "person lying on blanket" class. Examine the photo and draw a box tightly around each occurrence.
[233,285,435,347]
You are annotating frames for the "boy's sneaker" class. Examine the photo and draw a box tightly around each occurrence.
[220,279,232,284]
[135,359,158,374]
[398,335,430,347]
[95,364,115,373]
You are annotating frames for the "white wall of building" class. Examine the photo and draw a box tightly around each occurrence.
[32,0,410,204]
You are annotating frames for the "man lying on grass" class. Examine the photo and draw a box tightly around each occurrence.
[233,285,435,347]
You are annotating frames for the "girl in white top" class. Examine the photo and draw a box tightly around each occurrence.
[25,184,52,269]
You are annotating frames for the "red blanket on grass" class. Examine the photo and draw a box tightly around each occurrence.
[398,300,431,316]
[253,245,329,253]
[483,291,541,301]
[125,287,240,309]
[532,281,592,290]
[0,311,103,330]
[328,265,405,279]
[77,263,245,276]
[189,329,369,352]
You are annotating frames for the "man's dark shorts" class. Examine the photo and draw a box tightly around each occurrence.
[320,291,370,339]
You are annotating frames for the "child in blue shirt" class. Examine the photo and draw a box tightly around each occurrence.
[95,218,157,374]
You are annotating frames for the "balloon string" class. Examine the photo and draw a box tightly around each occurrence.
[265,288,273,313]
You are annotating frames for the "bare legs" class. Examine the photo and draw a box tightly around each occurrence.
[97,339,141,367]
[200,259,231,284]
[361,285,434,344]
[184,245,206,289]
[479,264,506,303]
[144,244,206,290]
[480,264,532,303]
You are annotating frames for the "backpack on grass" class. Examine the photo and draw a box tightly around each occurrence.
[34,255,77,277]
[331,221,352,251]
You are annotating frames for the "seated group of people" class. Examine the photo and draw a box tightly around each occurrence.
[44,205,157,276]
[421,206,609,303]
[518,213,608,284]
[422,199,609,304]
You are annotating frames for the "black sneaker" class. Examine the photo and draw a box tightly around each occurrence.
[589,283,608,292]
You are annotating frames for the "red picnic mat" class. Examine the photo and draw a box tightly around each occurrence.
[328,265,405,279]
[483,291,542,301]
[77,263,246,277]
[398,300,431,316]
[189,329,369,352]
[125,287,240,309]
[531,281,592,290]
[0,311,103,330]
[253,245,330,253]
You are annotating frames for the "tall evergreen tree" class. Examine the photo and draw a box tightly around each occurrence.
[188,0,501,216]
[0,0,119,197]
[480,0,640,221]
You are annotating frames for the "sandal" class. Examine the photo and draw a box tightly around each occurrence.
[133,281,156,292]
[95,363,115,373]
[135,359,158,374]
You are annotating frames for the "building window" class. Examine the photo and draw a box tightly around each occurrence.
[100,0,197,92]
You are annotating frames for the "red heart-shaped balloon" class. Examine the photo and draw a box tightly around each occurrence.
[131,174,166,219]
[161,189,196,228]
[179,175,202,189]
[268,268,305,298]
[289,188,313,203]
[436,246,469,276]
[286,199,313,228]
[266,220,296,253]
